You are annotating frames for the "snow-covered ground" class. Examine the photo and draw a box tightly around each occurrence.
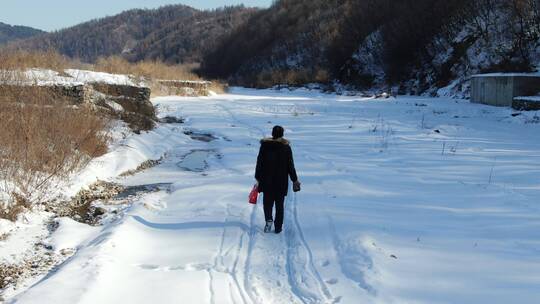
[5,88,540,303]
[0,69,147,87]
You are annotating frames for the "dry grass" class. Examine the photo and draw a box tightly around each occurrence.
[0,68,110,219]
[94,56,228,96]
[208,81,229,94]
[94,56,201,81]
[0,193,32,222]
[0,49,86,71]
[0,50,225,96]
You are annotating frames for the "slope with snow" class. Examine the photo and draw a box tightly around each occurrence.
[0,69,147,87]
[7,88,540,304]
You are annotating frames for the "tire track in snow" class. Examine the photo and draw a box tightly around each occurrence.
[222,99,325,303]
[292,194,333,301]
[217,100,332,303]
[217,100,323,304]
[212,215,248,304]
[243,203,262,303]
[214,101,266,304]
[159,102,259,304]
[284,193,334,303]
[231,233,250,304]
[181,109,257,304]
[207,269,216,304]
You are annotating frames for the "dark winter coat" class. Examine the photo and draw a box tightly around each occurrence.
[255,137,298,197]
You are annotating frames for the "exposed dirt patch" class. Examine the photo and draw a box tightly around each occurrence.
[0,221,63,297]
[160,116,185,124]
[119,157,164,177]
[44,181,125,226]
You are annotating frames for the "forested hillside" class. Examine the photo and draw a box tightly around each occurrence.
[200,0,540,95]
[10,5,256,64]
[0,22,44,45]
[6,1,540,95]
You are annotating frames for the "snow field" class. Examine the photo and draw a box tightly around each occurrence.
[9,88,540,304]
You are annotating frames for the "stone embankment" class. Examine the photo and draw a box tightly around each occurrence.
[0,69,157,131]
[156,79,212,96]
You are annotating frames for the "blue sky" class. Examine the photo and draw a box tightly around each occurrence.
[0,0,272,32]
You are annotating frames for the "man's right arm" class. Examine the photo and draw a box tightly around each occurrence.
[255,145,264,182]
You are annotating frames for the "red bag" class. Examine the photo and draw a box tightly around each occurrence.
[249,185,259,204]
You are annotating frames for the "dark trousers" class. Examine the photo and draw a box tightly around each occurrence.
[263,193,285,230]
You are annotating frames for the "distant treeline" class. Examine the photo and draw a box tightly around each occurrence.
[5,1,540,93]
[0,22,44,45]
[200,0,540,92]
[7,5,256,64]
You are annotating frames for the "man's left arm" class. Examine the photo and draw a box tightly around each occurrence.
[288,146,298,182]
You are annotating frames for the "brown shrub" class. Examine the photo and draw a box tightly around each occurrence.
[0,193,31,222]
[0,71,110,217]
[94,56,224,97]
[94,56,201,81]
[208,81,229,94]
[0,49,85,71]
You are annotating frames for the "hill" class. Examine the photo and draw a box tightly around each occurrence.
[200,0,540,95]
[0,22,44,45]
[11,5,256,64]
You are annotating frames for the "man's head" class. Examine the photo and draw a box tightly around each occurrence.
[272,125,284,139]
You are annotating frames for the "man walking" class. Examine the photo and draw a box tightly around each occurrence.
[255,126,301,234]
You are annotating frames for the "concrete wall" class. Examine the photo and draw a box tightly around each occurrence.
[157,80,211,96]
[512,77,540,98]
[471,75,540,107]
[471,76,514,106]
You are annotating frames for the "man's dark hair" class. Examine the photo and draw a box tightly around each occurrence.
[272,125,284,139]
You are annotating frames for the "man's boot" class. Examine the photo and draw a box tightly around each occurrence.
[264,220,273,233]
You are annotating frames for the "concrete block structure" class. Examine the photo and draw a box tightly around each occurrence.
[157,80,212,96]
[471,73,540,108]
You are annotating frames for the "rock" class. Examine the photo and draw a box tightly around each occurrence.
[60,248,75,256]
[121,112,156,132]
[513,97,540,111]
[160,116,184,124]
[88,83,156,131]
[93,207,107,217]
